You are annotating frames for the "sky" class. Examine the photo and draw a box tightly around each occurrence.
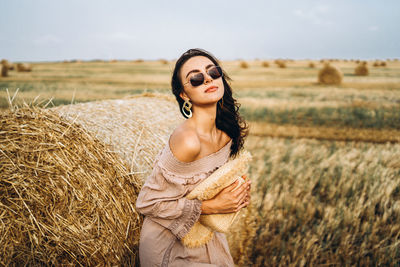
[0,0,399,62]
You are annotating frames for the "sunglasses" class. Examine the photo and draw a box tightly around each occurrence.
[183,66,223,87]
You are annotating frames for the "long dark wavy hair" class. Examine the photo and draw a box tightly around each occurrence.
[171,48,249,158]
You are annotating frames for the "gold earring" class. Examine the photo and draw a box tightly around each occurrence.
[182,99,192,118]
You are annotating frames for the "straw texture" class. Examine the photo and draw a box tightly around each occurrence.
[52,93,184,182]
[181,151,252,248]
[0,104,143,265]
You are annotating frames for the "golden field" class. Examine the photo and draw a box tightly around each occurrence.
[1,58,400,265]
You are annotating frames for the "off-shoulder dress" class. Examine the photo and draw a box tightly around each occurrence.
[136,137,234,267]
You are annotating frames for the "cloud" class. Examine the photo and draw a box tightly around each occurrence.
[33,34,62,45]
[293,5,332,25]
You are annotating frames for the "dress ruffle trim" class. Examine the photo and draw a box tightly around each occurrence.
[157,162,224,185]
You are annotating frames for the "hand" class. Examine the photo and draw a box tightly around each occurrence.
[201,176,251,214]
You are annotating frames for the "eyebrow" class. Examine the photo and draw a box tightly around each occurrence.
[185,64,215,78]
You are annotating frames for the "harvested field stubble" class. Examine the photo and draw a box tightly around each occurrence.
[229,136,400,266]
[0,104,142,266]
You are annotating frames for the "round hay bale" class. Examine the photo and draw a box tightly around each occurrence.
[16,63,32,72]
[274,59,286,68]
[240,61,249,69]
[308,62,315,68]
[373,61,380,67]
[354,62,369,76]
[1,64,8,77]
[52,93,184,182]
[159,59,168,65]
[1,59,14,71]
[0,105,142,266]
[261,61,269,68]
[380,61,387,67]
[318,63,343,85]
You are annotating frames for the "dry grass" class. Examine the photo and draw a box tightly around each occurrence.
[228,135,400,266]
[249,122,400,143]
[0,103,142,266]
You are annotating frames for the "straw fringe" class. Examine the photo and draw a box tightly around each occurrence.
[181,151,252,247]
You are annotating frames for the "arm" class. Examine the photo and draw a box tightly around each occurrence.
[200,176,251,214]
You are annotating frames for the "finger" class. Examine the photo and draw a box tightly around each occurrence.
[232,182,247,195]
[235,200,249,212]
[221,180,239,193]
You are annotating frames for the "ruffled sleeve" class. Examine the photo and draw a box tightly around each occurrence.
[136,139,232,239]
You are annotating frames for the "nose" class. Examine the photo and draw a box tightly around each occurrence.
[203,72,213,84]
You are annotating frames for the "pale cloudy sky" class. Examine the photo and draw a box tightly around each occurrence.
[0,0,399,62]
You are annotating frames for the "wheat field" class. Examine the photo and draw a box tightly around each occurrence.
[1,58,399,265]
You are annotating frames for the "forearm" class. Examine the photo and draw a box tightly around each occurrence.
[201,199,216,215]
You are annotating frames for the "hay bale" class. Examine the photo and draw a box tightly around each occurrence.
[159,59,168,65]
[308,62,315,68]
[261,61,269,68]
[380,61,387,67]
[373,61,380,67]
[1,64,8,77]
[52,93,184,182]
[16,63,32,72]
[274,59,286,68]
[354,62,369,76]
[1,59,14,71]
[0,105,142,266]
[240,61,249,69]
[318,63,342,85]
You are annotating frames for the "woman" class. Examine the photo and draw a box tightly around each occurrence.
[136,48,251,267]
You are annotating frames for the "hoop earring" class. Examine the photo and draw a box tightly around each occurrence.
[182,99,192,118]
[218,98,224,109]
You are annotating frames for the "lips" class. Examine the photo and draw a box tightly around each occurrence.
[205,86,218,93]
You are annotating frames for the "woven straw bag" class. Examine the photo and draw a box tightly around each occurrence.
[181,150,252,248]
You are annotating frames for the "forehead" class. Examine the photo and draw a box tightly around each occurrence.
[180,56,215,77]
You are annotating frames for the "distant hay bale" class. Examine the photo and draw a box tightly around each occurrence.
[133,59,144,63]
[354,62,369,76]
[308,62,315,68]
[159,59,168,65]
[52,93,184,182]
[1,65,8,77]
[277,61,286,68]
[110,59,118,63]
[373,61,380,67]
[240,61,249,69]
[1,59,14,71]
[261,61,269,67]
[380,61,387,67]
[16,63,32,72]
[318,63,343,85]
[0,105,143,266]
[274,59,286,68]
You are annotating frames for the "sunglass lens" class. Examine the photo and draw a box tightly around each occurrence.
[190,73,204,86]
[208,66,223,79]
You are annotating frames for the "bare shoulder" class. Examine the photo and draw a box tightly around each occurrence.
[169,124,201,163]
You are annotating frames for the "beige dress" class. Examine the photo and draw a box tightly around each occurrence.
[136,138,235,267]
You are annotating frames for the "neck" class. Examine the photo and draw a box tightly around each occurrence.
[190,103,218,139]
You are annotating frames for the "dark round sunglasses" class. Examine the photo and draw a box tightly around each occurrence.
[184,66,223,87]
